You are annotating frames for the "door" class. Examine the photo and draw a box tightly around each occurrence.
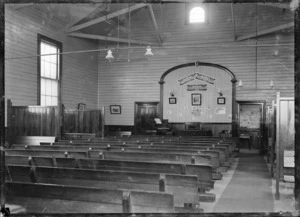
[134,102,159,134]
[238,102,265,150]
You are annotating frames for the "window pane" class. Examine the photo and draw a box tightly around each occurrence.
[44,61,51,78]
[46,96,51,106]
[50,63,57,79]
[41,61,45,77]
[190,7,205,23]
[51,97,57,106]
[41,95,46,106]
[46,79,52,95]
[41,78,46,95]
[50,53,57,64]
[52,81,58,96]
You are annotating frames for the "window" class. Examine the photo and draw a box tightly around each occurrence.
[38,35,62,106]
[189,6,205,23]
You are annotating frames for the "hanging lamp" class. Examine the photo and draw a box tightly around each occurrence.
[145,46,154,56]
[105,50,114,61]
[238,80,243,87]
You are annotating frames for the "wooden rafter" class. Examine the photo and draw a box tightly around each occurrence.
[236,22,294,41]
[148,4,162,46]
[66,3,147,33]
[67,32,157,46]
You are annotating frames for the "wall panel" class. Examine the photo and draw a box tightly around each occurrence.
[5,5,99,110]
[98,3,293,126]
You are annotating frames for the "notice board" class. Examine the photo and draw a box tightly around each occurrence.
[239,104,261,129]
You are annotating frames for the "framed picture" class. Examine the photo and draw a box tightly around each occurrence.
[191,93,201,105]
[78,103,86,110]
[217,97,226,104]
[169,97,177,104]
[110,105,121,114]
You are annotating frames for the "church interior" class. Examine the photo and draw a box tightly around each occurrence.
[0,1,299,215]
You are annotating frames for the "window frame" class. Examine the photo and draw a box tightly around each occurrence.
[37,34,62,106]
[185,3,209,25]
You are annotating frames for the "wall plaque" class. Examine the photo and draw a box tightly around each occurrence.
[187,84,207,91]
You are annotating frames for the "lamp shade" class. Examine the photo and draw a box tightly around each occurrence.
[145,46,154,56]
[105,50,114,60]
[238,80,243,87]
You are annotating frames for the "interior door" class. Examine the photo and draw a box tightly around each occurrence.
[135,102,159,134]
[238,102,265,150]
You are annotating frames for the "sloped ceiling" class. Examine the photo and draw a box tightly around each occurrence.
[13,2,295,47]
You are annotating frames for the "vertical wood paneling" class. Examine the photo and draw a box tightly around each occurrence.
[98,4,294,126]
[5,5,98,110]
[62,109,102,136]
[8,106,60,137]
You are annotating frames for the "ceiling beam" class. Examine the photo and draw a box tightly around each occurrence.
[66,3,147,33]
[236,22,294,41]
[148,4,162,46]
[67,32,158,46]
[66,4,107,28]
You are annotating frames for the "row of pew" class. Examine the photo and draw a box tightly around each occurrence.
[5,135,238,213]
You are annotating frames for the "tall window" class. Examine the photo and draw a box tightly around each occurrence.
[38,35,61,106]
[189,7,205,23]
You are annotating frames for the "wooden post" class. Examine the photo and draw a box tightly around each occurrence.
[0,2,5,206]
[122,191,132,213]
[159,81,164,120]
[275,92,280,200]
[159,173,166,192]
[29,166,38,183]
[295,1,300,210]
[270,100,275,177]
[231,79,237,137]
[101,106,105,139]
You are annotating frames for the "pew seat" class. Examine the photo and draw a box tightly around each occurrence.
[5,182,174,213]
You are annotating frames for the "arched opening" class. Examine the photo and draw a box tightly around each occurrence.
[159,62,237,136]
[189,7,205,23]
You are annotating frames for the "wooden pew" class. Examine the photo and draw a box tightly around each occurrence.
[50,142,229,170]
[13,144,221,171]
[6,149,88,158]
[6,149,212,167]
[5,181,174,213]
[6,165,201,209]
[12,136,56,146]
[6,155,215,193]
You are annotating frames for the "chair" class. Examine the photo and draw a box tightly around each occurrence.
[154,118,172,135]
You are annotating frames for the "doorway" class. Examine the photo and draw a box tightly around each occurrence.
[134,102,159,134]
[237,101,266,151]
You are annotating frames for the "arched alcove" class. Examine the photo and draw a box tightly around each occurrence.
[159,61,237,136]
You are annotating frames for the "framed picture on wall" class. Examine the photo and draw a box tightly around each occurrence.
[110,105,121,114]
[78,103,86,110]
[191,93,201,105]
[217,97,226,104]
[169,97,177,104]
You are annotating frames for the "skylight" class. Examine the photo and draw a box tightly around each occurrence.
[189,7,205,23]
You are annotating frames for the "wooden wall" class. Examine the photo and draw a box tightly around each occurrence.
[63,109,102,136]
[163,65,232,123]
[98,3,294,127]
[5,4,99,110]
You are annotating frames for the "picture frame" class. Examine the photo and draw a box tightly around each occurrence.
[217,97,226,104]
[110,105,121,114]
[191,93,201,105]
[78,103,86,110]
[169,97,177,104]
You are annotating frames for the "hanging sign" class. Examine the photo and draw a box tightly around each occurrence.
[178,73,196,85]
[187,84,207,91]
[195,73,215,84]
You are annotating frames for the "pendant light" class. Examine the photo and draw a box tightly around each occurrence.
[105,49,114,62]
[145,46,154,56]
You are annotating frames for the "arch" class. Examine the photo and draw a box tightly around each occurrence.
[159,61,236,84]
[158,61,238,136]
[189,7,205,23]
